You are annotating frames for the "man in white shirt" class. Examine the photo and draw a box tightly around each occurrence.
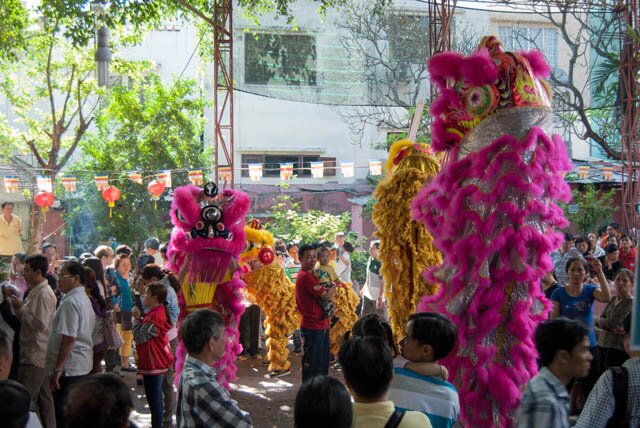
[360,240,387,319]
[45,261,95,428]
[145,238,164,267]
[9,255,56,428]
[334,233,352,284]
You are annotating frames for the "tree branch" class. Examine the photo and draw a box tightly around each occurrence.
[174,0,216,27]
[24,136,48,168]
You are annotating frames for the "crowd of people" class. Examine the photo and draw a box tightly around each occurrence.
[0,214,638,428]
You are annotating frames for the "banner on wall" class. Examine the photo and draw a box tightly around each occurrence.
[248,164,263,181]
[280,163,294,181]
[158,170,172,188]
[218,166,232,184]
[128,172,143,184]
[37,176,53,193]
[188,170,204,186]
[95,175,109,191]
[4,176,20,193]
[341,162,355,178]
[369,160,383,176]
[61,177,77,192]
[310,161,324,178]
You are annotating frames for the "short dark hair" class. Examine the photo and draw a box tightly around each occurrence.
[298,244,316,259]
[115,245,132,256]
[294,376,352,428]
[563,232,574,242]
[408,312,457,360]
[0,329,11,359]
[605,243,619,254]
[565,256,586,273]
[343,242,354,253]
[145,238,160,250]
[141,264,165,281]
[348,314,398,357]
[535,318,589,366]
[12,253,26,264]
[1,202,14,209]
[286,242,299,251]
[137,254,155,271]
[620,234,631,241]
[159,242,168,254]
[63,260,87,285]
[574,236,591,252]
[180,309,225,355]
[0,379,30,428]
[83,257,105,286]
[338,336,392,400]
[25,254,48,277]
[66,374,133,428]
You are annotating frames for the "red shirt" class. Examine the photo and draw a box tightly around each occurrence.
[619,247,637,272]
[295,269,329,330]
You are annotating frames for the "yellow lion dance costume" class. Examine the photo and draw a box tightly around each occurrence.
[329,284,360,356]
[240,221,299,374]
[372,139,442,340]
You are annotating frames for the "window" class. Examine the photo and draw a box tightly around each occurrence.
[244,33,317,86]
[241,154,336,177]
[498,26,558,69]
[387,14,429,64]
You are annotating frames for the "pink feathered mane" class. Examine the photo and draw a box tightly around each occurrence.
[412,36,572,427]
[167,183,251,388]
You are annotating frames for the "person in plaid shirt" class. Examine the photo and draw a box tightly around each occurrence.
[514,318,593,428]
[177,309,252,428]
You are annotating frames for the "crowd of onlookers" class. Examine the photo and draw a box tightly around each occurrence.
[0,221,638,428]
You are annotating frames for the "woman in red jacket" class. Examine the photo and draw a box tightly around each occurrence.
[132,282,173,428]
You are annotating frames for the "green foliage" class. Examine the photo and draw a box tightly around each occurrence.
[266,209,351,244]
[0,30,97,167]
[265,184,351,243]
[350,249,369,285]
[0,0,29,60]
[65,67,208,254]
[561,184,618,235]
[0,0,393,54]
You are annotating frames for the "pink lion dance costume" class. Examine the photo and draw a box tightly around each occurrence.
[167,182,250,388]
[412,36,572,427]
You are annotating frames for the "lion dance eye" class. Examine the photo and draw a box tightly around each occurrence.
[175,209,186,223]
[464,85,496,118]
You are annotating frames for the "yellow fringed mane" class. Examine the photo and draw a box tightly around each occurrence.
[373,139,443,340]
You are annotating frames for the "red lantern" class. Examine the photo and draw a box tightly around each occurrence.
[102,185,121,218]
[147,180,166,208]
[34,191,55,221]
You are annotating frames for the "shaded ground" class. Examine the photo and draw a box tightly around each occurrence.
[128,349,345,428]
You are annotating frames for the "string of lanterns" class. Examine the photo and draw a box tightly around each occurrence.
[2,161,385,217]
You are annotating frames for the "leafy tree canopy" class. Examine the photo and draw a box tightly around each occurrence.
[66,65,209,254]
[4,0,391,50]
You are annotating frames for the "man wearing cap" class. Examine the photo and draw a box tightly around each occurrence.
[145,238,163,267]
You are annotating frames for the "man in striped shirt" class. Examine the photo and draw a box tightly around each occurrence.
[388,313,459,428]
[514,318,592,428]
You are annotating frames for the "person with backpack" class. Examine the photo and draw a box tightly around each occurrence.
[576,313,639,428]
